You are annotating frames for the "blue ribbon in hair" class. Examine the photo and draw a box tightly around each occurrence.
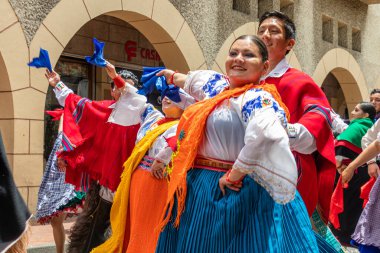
[138,67,181,102]
[27,48,52,72]
[85,38,107,67]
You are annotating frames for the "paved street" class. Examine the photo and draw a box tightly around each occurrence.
[27,220,74,253]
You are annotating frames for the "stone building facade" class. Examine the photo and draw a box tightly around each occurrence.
[0,0,380,211]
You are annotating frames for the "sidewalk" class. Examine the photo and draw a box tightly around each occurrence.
[27,220,75,253]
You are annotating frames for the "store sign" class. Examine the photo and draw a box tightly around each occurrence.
[125,40,161,62]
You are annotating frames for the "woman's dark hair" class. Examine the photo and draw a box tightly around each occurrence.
[231,35,268,62]
[259,11,296,40]
[359,102,376,121]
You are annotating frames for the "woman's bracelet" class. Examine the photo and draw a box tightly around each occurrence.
[225,169,245,185]
[367,160,377,165]
[169,71,178,85]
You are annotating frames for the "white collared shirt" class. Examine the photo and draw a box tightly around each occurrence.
[262,58,290,80]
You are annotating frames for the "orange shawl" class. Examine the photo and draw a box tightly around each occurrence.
[160,83,289,228]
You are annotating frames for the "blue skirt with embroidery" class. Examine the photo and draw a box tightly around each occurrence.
[156,168,338,253]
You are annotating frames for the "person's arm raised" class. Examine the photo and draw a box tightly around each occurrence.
[156,69,187,88]
[45,70,73,107]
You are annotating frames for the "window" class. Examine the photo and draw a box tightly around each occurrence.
[280,0,294,20]
[258,0,273,19]
[322,15,333,43]
[233,0,250,14]
[338,22,348,48]
[352,27,361,52]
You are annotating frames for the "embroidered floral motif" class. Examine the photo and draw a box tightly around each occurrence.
[241,91,286,124]
[141,105,155,121]
[241,95,263,122]
[178,129,185,141]
[202,74,228,98]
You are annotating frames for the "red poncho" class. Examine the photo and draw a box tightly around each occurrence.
[59,93,140,191]
[266,68,336,222]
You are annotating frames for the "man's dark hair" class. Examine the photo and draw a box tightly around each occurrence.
[359,102,376,121]
[259,11,296,40]
[118,70,138,86]
[370,88,380,95]
[111,70,139,89]
[232,35,268,62]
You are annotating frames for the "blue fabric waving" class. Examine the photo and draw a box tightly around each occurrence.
[85,38,107,67]
[28,48,52,72]
[138,67,181,102]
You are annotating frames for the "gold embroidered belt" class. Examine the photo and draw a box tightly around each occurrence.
[194,157,233,172]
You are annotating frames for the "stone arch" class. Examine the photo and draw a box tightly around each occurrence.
[0,0,28,162]
[0,52,15,155]
[211,21,302,73]
[312,48,368,114]
[29,0,206,94]
[374,74,380,89]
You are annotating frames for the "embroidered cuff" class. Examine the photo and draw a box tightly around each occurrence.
[287,124,297,139]
[55,81,66,91]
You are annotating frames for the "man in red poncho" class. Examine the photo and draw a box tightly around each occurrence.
[45,62,146,252]
[257,11,336,223]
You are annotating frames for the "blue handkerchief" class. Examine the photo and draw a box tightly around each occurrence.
[85,38,107,67]
[28,48,52,72]
[138,67,182,102]
[138,67,165,96]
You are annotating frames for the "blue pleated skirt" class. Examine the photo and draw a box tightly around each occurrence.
[156,169,337,253]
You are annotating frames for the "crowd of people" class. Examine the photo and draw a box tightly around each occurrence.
[3,10,380,253]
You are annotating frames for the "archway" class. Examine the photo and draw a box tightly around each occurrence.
[0,52,15,157]
[29,0,206,94]
[313,48,367,118]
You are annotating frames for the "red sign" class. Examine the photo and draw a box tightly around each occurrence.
[124,40,161,62]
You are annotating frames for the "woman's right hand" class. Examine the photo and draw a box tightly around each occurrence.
[218,173,243,196]
[45,70,61,87]
[368,163,379,178]
[156,69,176,84]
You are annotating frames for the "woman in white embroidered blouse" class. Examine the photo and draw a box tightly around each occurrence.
[154,35,333,253]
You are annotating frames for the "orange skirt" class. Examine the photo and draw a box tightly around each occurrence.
[124,168,168,253]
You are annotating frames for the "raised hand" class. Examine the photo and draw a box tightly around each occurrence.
[105,61,117,79]
[45,69,61,87]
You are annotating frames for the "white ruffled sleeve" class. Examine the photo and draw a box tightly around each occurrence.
[154,125,178,165]
[233,91,297,204]
[136,104,164,142]
[183,70,229,101]
[362,120,380,163]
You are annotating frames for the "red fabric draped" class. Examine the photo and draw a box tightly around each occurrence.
[266,68,336,222]
[330,177,344,229]
[45,108,64,121]
[59,93,140,191]
[360,177,376,208]
[335,140,363,154]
